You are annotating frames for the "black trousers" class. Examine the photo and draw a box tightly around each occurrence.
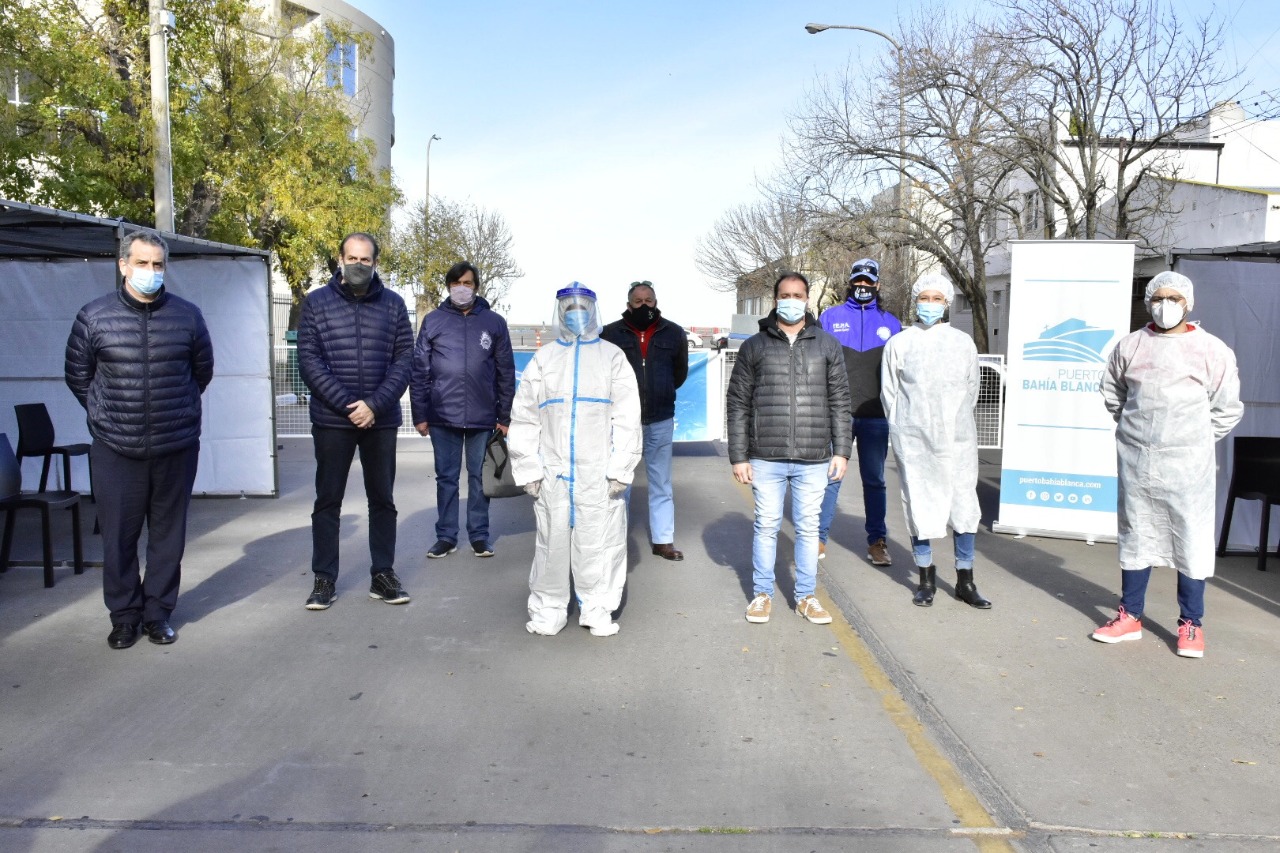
[90,442,200,625]
[311,426,398,580]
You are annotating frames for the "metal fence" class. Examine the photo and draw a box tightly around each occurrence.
[718,350,1006,449]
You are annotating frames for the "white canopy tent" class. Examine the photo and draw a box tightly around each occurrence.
[1171,243,1280,552]
[0,199,277,497]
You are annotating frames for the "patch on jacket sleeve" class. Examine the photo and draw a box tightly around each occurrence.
[877,326,892,341]
[480,331,493,350]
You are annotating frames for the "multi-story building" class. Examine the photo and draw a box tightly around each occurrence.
[259,0,395,174]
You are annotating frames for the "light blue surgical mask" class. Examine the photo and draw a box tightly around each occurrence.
[129,268,164,296]
[564,308,591,336]
[916,302,945,325]
[776,298,807,324]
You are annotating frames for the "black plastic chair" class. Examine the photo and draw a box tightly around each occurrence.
[1217,436,1280,572]
[14,403,90,492]
[0,433,84,588]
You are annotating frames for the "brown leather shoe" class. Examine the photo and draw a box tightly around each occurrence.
[651,543,684,561]
[867,538,892,566]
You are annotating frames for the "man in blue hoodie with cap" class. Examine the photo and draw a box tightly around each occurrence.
[817,258,902,567]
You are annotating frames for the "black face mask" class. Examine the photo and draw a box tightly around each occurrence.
[850,284,877,304]
[343,263,374,293]
[623,305,659,327]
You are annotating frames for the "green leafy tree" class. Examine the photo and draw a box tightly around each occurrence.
[385,195,524,323]
[0,0,399,308]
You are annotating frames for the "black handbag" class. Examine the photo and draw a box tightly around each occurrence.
[482,431,525,499]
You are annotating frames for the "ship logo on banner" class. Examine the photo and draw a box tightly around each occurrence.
[1022,318,1115,363]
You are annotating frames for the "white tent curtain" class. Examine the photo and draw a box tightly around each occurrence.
[0,254,275,496]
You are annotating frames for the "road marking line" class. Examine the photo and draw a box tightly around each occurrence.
[817,588,1019,853]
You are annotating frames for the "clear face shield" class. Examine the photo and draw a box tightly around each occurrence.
[555,284,600,338]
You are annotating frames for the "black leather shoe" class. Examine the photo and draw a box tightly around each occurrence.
[107,623,139,649]
[652,543,684,561]
[143,620,177,645]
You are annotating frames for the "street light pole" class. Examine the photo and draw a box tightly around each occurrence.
[149,0,176,232]
[424,133,440,292]
[805,23,907,283]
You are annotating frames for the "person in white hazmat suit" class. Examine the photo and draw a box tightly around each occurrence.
[508,284,642,637]
[881,273,992,609]
[1092,271,1242,658]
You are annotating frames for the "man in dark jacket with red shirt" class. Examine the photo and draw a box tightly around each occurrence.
[65,229,214,648]
[601,281,688,561]
[410,261,515,559]
[297,232,413,611]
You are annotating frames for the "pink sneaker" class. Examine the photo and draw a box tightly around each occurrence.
[1176,620,1205,658]
[1091,607,1142,643]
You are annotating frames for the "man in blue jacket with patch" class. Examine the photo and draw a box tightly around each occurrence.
[817,258,902,567]
[411,261,516,559]
[297,232,414,611]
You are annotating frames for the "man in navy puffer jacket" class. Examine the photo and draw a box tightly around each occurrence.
[297,233,413,611]
[410,261,515,559]
[65,230,214,649]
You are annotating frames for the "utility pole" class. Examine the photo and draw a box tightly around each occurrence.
[424,133,441,290]
[149,0,175,232]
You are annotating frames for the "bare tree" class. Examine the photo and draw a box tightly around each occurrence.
[790,10,1026,351]
[972,0,1237,243]
[387,196,524,320]
[695,189,816,310]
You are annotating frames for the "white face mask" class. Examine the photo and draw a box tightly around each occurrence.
[1151,298,1185,330]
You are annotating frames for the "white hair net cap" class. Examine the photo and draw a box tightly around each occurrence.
[1145,271,1194,311]
[911,273,955,305]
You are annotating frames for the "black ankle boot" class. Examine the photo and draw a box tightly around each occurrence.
[955,569,992,609]
[913,565,936,606]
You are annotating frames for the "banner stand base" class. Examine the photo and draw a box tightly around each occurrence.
[992,522,1117,546]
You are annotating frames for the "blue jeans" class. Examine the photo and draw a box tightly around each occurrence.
[750,459,827,600]
[1119,568,1206,626]
[625,418,676,544]
[910,532,976,569]
[429,425,490,545]
[818,416,889,545]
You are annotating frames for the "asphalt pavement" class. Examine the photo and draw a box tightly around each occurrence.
[1,437,1278,852]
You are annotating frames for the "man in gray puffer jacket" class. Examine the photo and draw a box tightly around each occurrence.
[726,271,851,626]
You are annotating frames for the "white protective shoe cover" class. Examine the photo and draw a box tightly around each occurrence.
[526,616,567,636]
[588,621,620,637]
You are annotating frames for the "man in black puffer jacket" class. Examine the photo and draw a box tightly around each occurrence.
[65,230,215,649]
[726,271,851,627]
[297,232,414,612]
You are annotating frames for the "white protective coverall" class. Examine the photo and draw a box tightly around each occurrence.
[1100,322,1242,580]
[508,285,642,635]
[880,301,981,541]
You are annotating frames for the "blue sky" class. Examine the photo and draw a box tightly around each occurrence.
[354,0,1280,327]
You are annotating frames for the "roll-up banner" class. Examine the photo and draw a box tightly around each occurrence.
[995,241,1134,543]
